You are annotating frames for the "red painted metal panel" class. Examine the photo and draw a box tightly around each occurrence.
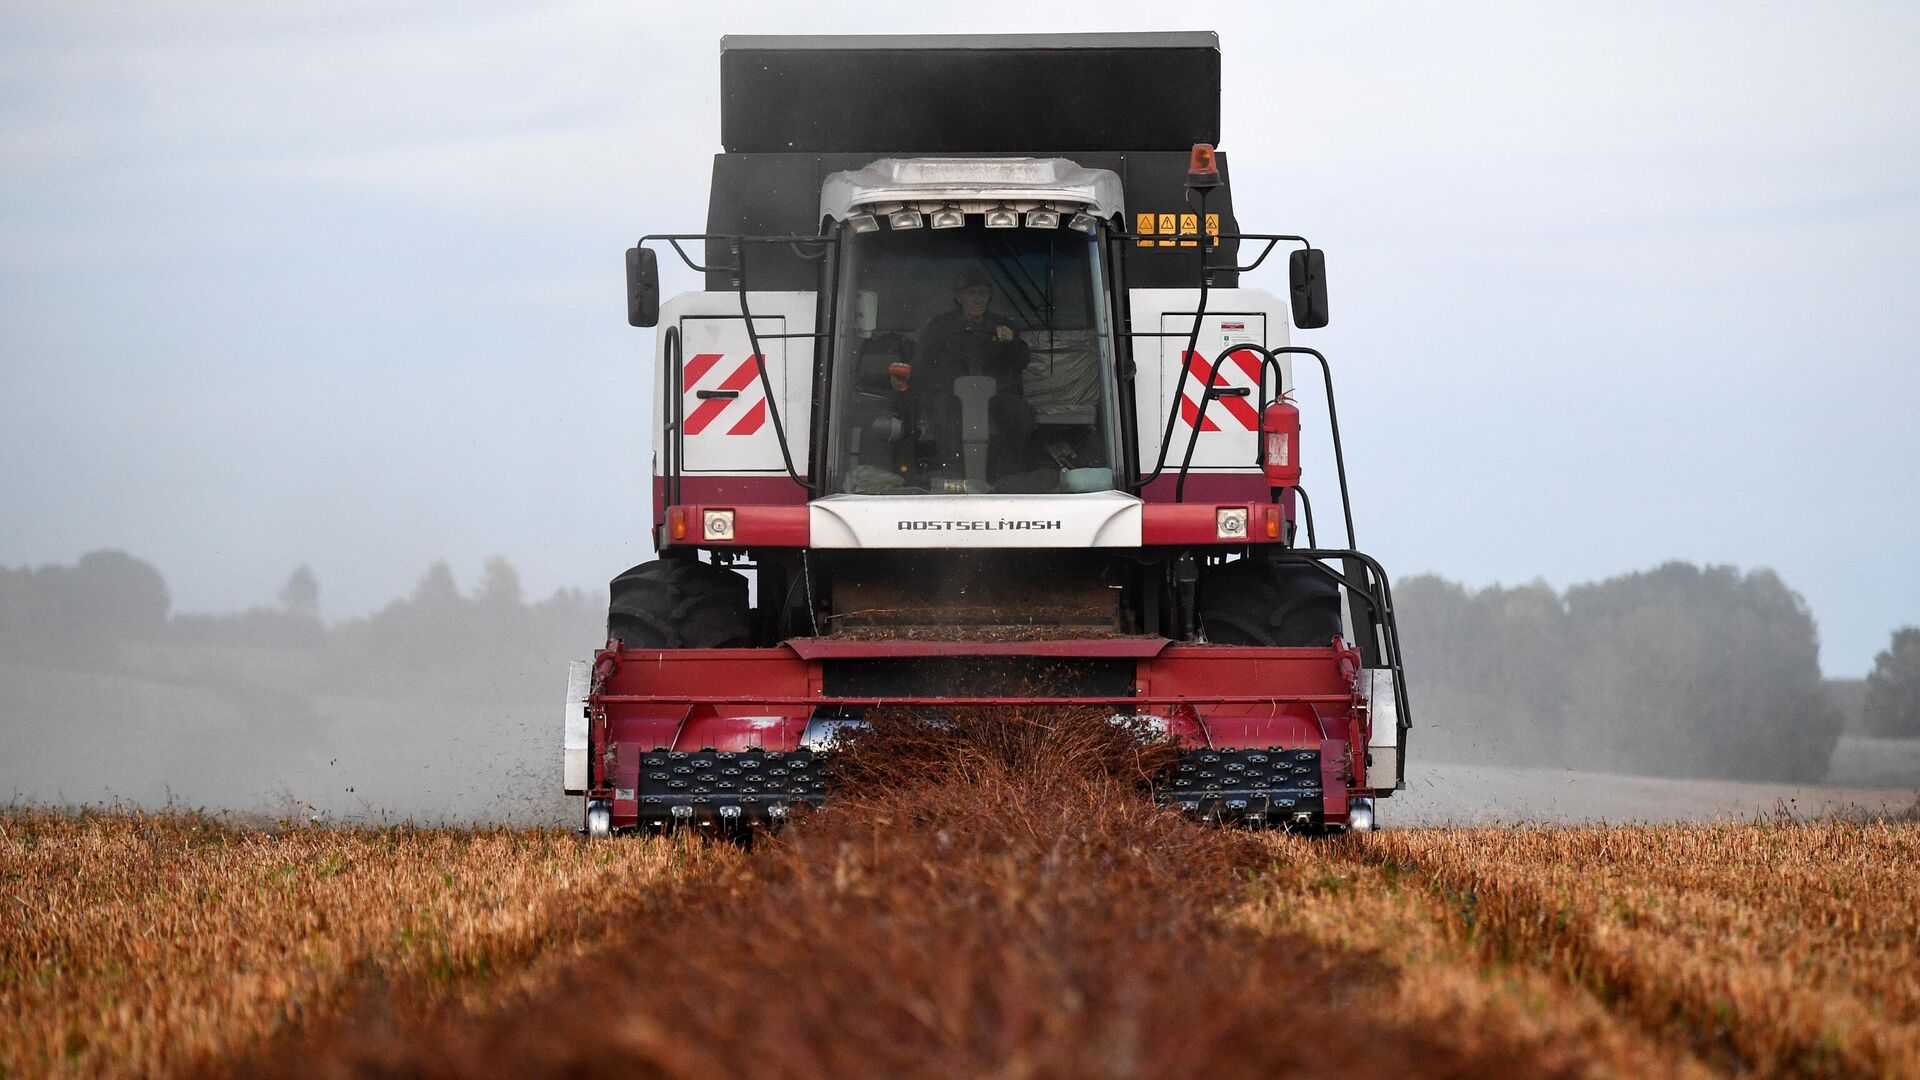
[1318,738,1351,819]
[1140,503,1283,545]
[654,479,1299,544]
[653,475,812,523]
[589,641,1365,823]
[594,644,1355,714]
[664,504,809,547]
[1144,645,1360,756]
[786,637,1172,660]
[1139,472,1269,504]
[599,693,1353,707]
[1142,503,1228,544]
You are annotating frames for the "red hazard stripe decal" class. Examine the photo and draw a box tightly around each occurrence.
[1182,352,1261,431]
[1179,394,1222,432]
[1227,348,1265,384]
[682,352,723,388]
[725,398,767,436]
[682,356,764,435]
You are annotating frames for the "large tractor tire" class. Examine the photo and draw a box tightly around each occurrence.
[606,558,751,649]
[1198,557,1344,647]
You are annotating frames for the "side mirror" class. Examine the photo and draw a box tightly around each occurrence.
[1288,248,1329,329]
[626,246,659,328]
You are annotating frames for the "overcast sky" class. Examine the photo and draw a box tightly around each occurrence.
[2,1,1915,676]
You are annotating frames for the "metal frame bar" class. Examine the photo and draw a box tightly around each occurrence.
[592,693,1354,706]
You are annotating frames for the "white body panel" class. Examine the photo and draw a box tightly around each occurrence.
[653,291,817,477]
[1128,288,1292,477]
[652,290,1292,491]
[810,491,1143,549]
[1364,667,1401,789]
[562,659,591,794]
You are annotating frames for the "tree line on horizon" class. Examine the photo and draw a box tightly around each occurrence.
[1394,562,1918,782]
[0,551,601,699]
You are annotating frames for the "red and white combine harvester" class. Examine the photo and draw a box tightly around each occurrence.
[565,33,1410,835]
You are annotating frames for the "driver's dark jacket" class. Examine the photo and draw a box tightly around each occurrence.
[914,306,1031,395]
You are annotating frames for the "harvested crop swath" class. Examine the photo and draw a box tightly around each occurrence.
[0,811,724,1078]
[281,711,1581,1079]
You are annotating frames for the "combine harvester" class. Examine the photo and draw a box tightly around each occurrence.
[565,32,1410,835]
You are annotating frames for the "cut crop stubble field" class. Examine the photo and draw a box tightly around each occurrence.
[4,713,1916,1080]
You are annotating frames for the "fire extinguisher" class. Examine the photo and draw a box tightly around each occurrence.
[1261,393,1301,489]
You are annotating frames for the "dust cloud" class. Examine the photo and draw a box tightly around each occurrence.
[1,551,591,826]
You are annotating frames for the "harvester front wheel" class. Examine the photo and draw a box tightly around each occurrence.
[606,558,750,649]
[585,799,612,838]
[1197,558,1343,647]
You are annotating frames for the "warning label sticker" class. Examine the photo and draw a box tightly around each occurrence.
[1136,212,1225,249]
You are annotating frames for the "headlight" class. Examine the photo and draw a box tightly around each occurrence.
[1215,507,1248,540]
[983,205,1019,229]
[703,509,736,541]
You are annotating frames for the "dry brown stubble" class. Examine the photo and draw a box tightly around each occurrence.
[1346,823,1920,1078]
[1234,832,1716,1080]
[0,810,728,1078]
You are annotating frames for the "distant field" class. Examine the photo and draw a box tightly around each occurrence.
[5,724,1918,1078]
[1394,757,1920,825]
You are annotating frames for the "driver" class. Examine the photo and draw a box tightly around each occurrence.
[914,267,1035,478]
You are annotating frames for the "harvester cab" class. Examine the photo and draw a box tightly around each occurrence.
[568,32,1410,838]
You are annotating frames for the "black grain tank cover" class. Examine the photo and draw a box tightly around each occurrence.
[720,33,1219,154]
[704,35,1236,293]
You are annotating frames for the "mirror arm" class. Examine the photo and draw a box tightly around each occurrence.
[1206,234,1311,275]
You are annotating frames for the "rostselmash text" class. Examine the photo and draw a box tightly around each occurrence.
[896,520,1064,531]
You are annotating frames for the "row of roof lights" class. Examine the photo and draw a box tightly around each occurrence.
[847,206,1098,234]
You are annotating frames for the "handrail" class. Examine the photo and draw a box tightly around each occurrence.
[1294,486,1317,549]
[1270,546,1414,784]
[1271,347,1355,549]
[664,325,684,507]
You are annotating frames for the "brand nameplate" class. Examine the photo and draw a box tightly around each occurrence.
[896,520,1064,532]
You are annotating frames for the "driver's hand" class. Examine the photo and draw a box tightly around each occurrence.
[995,325,1015,343]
